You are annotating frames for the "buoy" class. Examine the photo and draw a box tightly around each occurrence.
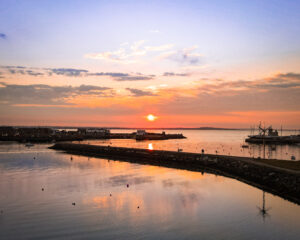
[127,184,129,188]
[70,156,73,161]
[42,188,44,191]
[72,202,76,206]
[137,206,140,209]
[110,194,112,197]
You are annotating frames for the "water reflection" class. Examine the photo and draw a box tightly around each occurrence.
[0,143,300,239]
[79,129,300,161]
[257,191,271,222]
[148,143,153,150]
[106,174,154,187]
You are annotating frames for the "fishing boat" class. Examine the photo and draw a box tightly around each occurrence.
[245,124,300,145]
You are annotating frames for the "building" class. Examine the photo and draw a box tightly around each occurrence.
[78,128,110,137]
[136,130,146,136]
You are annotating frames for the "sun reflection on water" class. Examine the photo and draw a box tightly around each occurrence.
[148,143,153,150]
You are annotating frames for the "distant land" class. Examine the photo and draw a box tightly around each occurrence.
[0,125,240,130]
[1,125,299,131]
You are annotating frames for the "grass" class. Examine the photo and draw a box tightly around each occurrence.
[253,159,300,171]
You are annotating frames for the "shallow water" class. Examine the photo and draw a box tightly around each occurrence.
[0,140,300,239]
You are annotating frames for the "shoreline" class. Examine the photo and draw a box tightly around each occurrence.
[50,143,300,205]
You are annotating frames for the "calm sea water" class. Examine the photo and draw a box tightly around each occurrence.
[0,130,300,239]
[81,129,300,161]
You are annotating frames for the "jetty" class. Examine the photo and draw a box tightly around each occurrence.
[50,143,300,205]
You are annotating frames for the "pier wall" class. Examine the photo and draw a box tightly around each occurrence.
[50,143,300,204]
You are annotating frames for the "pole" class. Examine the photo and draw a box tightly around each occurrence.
[263,137,265,159]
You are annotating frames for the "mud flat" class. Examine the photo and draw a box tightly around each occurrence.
[50,143,300,205]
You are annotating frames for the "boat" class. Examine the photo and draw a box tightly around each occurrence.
[245,124,300,145]
[25,142,34,147]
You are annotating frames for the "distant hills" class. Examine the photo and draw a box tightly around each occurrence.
[1,125,298,131]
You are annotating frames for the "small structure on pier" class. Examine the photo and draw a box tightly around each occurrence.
[78,128,110,137]
[135,130,185,140]
[136,130,146,136]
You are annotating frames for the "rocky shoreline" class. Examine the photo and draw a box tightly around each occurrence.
[50,143,300,205]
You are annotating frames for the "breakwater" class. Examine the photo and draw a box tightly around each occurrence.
[50,143,300,205]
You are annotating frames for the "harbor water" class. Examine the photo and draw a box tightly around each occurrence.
[1,130,300,239]
[82,129,300,161]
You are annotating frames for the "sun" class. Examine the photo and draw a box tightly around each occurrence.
[146,114,157,121]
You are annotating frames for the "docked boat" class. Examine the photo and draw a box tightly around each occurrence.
[245,125,300,145]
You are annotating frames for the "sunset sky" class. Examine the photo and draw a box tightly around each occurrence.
[0,0,300,128]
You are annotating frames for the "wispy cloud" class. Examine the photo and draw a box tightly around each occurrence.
[0,72,299,128]
[115,75,154,81]
[26,70,44,76]
[50,68,88,77]
[163,72,189,77]
[156,72,300,115]
[88,72,129,77]
[1,65,156,81]
[84,40,174,64]
[88,72,155,81]
[126,88,157,97]
[1,66,44,76]
[197,72,300,94]
[0,33,6,39]
[144,44,173,52]
[160,46,203,66]
[0,83,113,105]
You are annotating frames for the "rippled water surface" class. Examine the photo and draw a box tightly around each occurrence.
[1,130,300,239]
[82,129,300,160]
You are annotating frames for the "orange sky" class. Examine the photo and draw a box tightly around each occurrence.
[1,1,300,128]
